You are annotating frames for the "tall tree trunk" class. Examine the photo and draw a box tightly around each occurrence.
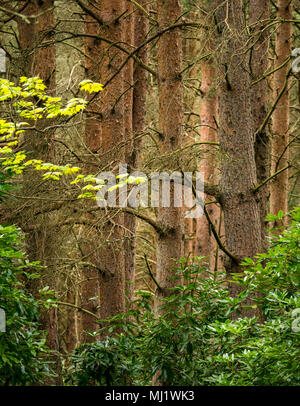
[270,0,293,225]
[18,0,61,383]
[124,3,135,310]
[83,1,126,331]
[53,0,85,353]
[132,1,149,171]
[183,8,199,260]
[124,1,149,309]
[79,11,102,343]
[249,0,271,248]
[214,1,262,305]
[195,14,218,267]
[155,0,184,313]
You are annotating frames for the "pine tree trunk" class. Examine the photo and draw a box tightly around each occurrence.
[124,3,135,310]
[132,1,149,170]
[18,0,61,384]
[83,1,126,329]
[249,0,271,248]
[79,10,102,344]
[124,1,149,308]
[214,1,262,308]
[195,20,218,267]
[270,0,292,226]
[155,0,184,314]
[183,9,199,260]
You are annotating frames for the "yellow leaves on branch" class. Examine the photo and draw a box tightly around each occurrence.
[24,162,81,180]
[0,76,103,191]
[79,80,104,94]
[71,175,104,199]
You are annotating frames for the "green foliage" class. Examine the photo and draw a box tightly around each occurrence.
[67,208,300,386]
[0,221,55,385]
[68,336,135,386]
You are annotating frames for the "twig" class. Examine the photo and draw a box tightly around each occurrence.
[144,253,162,291]
[74,0,104,26]
[122,207,167,236]
[190,181,239,264]
[256,68,292,136]
[251,56,290,86]
[203,204,238,265]
[127,0,157,25]
[252,165,290,193]
[54,301,99,320]
[0,5,30,23]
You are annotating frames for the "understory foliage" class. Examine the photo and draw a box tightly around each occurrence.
[67,209,300,386]
[0,223,55,385]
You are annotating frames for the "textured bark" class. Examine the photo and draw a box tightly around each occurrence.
[132,0,149,170]
[270,0,292,226]
[17,2,35,76]
[83,1,126,329]
[64,291,77,353]
[124,3,135,309]
[195,33,218,267]
[124,1,149,308]
[78,246,100,342]
[215,1,262,304]
[53,0,85,353]
[155,0,184,314]
[249,0,271,248]
[184,216,195,258]
[183,12,198,259]
[79,12,101,342]
[17,0,61,384]
[18,1,55,89]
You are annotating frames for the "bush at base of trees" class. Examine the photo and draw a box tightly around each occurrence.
[67,208,300,386]
[0,221,56,385]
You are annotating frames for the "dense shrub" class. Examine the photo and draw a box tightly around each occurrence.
[67,208,300,386]
[0,222,55,385]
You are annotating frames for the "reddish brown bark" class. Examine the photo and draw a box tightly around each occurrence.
[214,1,262,305]
[132,0,149,170]
[270,0,292,226]
[79,238,100,342]
[124,3,135,309]
[17,2,35,76]
[189,8,220,272]
[18,1,55,90]
[17,0,61,383]
[195,49,218,267]
[78,12,102,343]
[155,0,184,314]
[64,290,78,353]
[183,15,198,260]
[249,0,271,248]
[124,1,149,308]
[83,1,126,330]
